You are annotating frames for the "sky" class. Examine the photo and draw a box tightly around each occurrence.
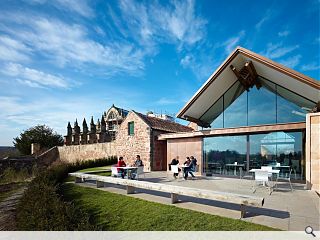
[0,0,319,146]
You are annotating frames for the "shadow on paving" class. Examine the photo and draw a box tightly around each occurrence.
[81,180,290,220]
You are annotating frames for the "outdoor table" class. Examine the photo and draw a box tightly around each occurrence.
[225,163,245,175]
[116,166,138,179]
[249,169,280,186]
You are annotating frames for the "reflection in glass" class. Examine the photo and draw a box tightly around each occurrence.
[248,81,276,126]
[203,131,304,180]
[202,95,223,128]
[204,136,246,176]
[249,131,303,179]
[224,82,247,128]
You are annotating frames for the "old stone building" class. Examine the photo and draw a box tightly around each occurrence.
[115,111,193,171]
[64,105,128,145]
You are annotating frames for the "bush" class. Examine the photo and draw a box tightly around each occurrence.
[16,156,117,230]
[0,167,31,184]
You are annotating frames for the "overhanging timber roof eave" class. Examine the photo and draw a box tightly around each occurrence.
[177,46,320,122]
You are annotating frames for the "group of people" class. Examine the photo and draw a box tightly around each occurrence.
[116,155,144,179]
[170,156,197,180]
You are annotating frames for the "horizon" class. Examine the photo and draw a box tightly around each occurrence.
[0,0,319,146]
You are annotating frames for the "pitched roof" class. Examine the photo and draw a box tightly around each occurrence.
[134,111,193,133]
[177,46,320,123]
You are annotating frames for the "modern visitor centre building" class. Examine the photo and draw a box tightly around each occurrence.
[159,47,320,192]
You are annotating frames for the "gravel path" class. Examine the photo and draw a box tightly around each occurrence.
[0,187,26,230]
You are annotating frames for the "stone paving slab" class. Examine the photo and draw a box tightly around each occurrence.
[74,171,320,231]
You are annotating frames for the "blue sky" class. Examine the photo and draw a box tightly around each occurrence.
[0,0,319,146]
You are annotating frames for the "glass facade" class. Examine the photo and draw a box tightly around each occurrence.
[200,77,316,128]
[203,131,304,180]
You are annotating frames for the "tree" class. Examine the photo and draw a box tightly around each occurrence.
[13,125,64,155]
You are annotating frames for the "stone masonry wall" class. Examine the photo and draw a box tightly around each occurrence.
[58,142,116,163]
[306,112,320,193]
[115,112,151,172]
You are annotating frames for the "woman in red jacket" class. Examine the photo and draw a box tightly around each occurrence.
[117,156,126,178]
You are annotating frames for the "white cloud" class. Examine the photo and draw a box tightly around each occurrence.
[301,62,320,71]
[255,10,272,30]
[222,31,245,54]
[117,0,207,48]
[261,43,299,59]
[27,0,94,18]
[278,30,290,37]
[0,35,31,62]
[279,55,301,69]
[1,16,144,75]
[1,63,69,89]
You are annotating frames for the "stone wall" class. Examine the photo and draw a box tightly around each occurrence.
[167,137,203,175]
[115,112,151,172]
[306,112,320,193]
[58,142,116,163]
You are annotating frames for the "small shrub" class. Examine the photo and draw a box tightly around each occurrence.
[16,156,117,230]
[0,167,31,184]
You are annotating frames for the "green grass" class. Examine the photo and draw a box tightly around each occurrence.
[61,183,278,231]
[77,166,112,172]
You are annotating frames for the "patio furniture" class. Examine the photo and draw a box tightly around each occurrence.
[225,163,245,176]
[69,172,265,219]
[261,166,273,179]
[170,165,181,179]
[136,166,146,179]
[111,166,122,177]
[252,170,273,195]
[275,168,293,191]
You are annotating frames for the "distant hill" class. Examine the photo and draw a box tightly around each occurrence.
[0,146,20,159]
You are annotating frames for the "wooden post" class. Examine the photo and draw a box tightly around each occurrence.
[240,204,246,219]
[75,177,82,183]
[171,193,178,204]
[96,181,104,188]
[127,185,135,194]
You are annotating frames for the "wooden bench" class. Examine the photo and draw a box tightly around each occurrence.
[69,172,264,218]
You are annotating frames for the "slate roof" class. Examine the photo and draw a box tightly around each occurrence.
[134,111,193,133]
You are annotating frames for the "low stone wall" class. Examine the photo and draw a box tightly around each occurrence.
[58,142,117,163]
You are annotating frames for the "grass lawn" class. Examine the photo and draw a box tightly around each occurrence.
[61,183,278,231]
[77,166,112,172]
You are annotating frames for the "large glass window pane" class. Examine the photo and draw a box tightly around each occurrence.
[277,85,314,123]
[248,79,276,126]
[201,95,223,128]
[204,135,246,176]
[224,82,247,128]
[249,131,304,179]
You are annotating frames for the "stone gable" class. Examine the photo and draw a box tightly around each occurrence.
[115,112,152,171]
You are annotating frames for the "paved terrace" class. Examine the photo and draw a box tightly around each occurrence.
[74,171,320,230]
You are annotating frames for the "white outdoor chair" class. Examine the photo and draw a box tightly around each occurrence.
[111,166,122,177]
[275,168,293,191]
[252,170,272,195]
[136,166,145,179]
[170,165,180,179]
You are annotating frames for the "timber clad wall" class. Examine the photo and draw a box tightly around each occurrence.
[58,142,116,163]
[167,137,202,175]
[115,112,152,172]
[306,113,320,193]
